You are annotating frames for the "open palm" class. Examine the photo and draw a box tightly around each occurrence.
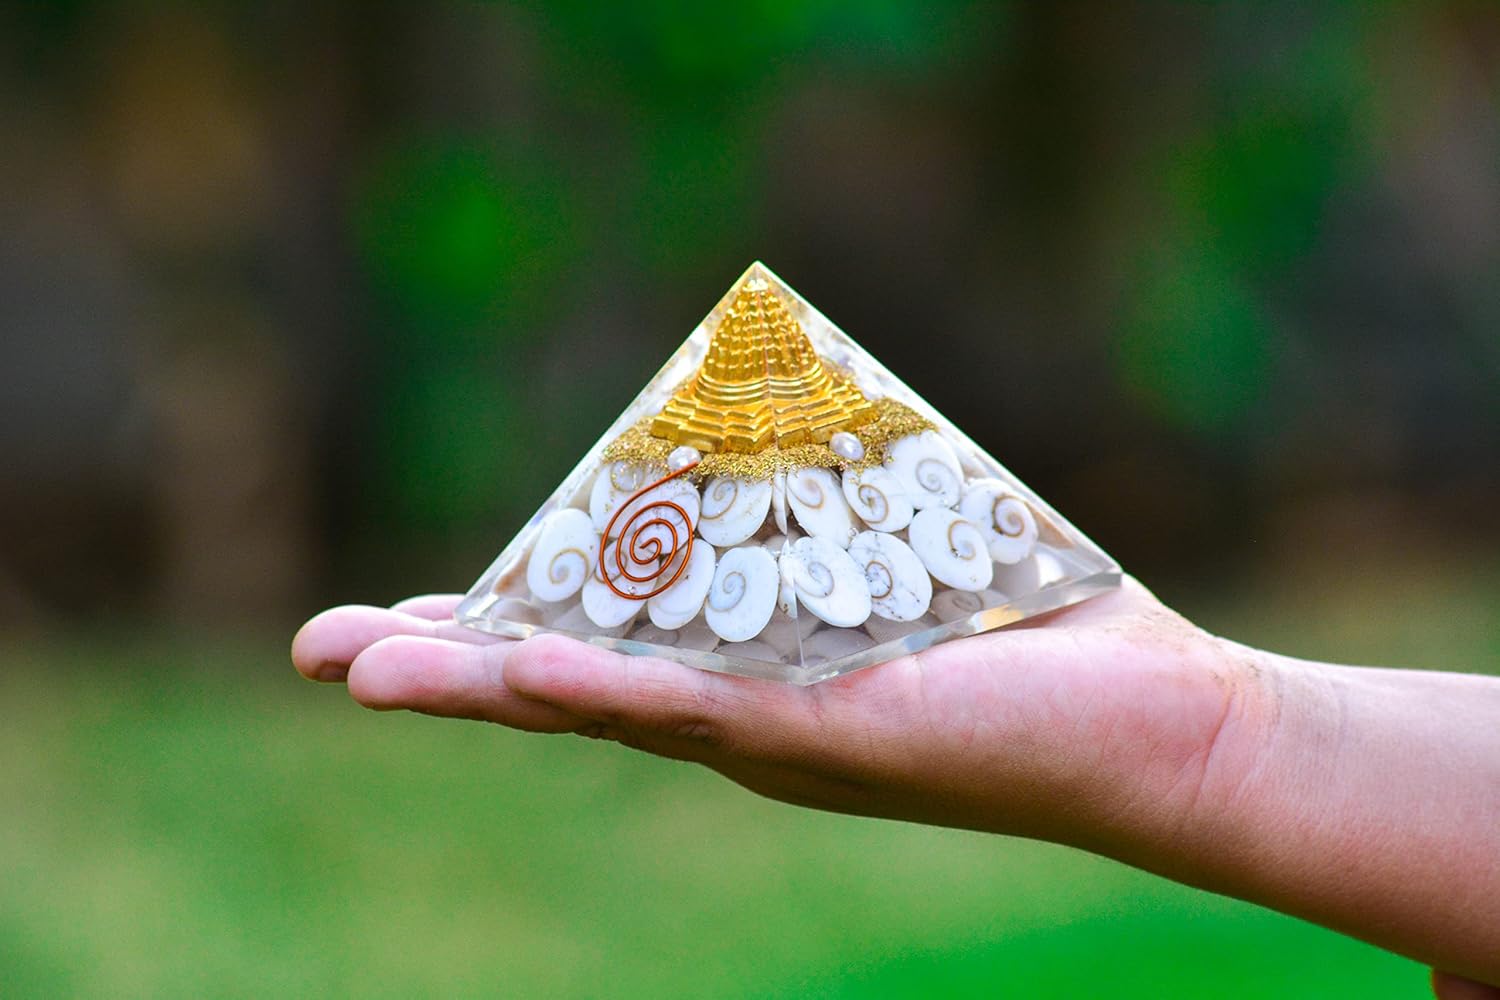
[293,582,1500,988]
[292,579,1253,851]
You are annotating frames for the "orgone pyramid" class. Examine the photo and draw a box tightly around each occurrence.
[455,262,1120,684]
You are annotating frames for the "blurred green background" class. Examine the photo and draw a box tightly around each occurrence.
[2,2,1497,996]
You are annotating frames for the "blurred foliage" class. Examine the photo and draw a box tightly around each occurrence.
[1119,240,1273,436]
[1117,11,1373,437]
[355,137,578,336]
[528,0,993,96]
[5,0,1494,606]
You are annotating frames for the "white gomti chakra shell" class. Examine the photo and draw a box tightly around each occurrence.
[588,462,651,531]
[841,466,914,533]
[778,569,798,618]
[884,431,963,510]
[772,532,801,616]
[525,509,599,603]
[991,556,1040,596]
[759,608,820,657]
[781,536,872,628]
[801,627,876,664]
[554,602,633,638]
[771,471,789,533]
[581,538,656,628]
[864,611,939,644]
[847,531,932,622]
[648,542,717,630]
[932,588,986,623]
[786,467,857,547]
[697,477,772,547]
[609,478,700,549]
[908,508,994,591]
[704,545,779,643]
[631,619,720,651]
[675,618,721,652]
[960,479,1039,565]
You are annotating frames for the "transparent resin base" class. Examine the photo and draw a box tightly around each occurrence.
[456,264,1120,685]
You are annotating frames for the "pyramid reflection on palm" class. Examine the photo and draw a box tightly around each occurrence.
[456,263,1120,684]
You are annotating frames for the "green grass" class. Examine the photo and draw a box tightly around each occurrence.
[8,559,1495,998]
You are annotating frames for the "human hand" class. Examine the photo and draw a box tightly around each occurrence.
[291,579,1253,850]
[292,577,1500,988]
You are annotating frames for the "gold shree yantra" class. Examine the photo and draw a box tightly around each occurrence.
[650,266,874,452]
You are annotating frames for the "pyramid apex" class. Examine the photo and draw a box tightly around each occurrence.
[649,264,873,453]
[738,260,774,292]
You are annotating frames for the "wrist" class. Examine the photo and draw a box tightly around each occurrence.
[1109,644,1500,980]
[1030,619,1289,867]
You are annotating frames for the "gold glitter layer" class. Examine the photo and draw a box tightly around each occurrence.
[601,396,933,481]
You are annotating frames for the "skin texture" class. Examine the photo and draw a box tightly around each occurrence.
[292,578,1500,994]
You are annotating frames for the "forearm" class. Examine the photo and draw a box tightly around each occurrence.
[1124,643,1500,981]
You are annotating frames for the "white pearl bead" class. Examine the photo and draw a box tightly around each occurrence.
[668,445,702,471]
[829,432,865,461]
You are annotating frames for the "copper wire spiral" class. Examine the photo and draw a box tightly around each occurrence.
[600,462,700,600]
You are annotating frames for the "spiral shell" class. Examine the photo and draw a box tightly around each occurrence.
[675,618,723,652]
[865,611,939,644]
[697,477,772,547]
[758,608,820,657]
[780,536,872,628]
[931,588,986,623]
[588,462,651,531]
[600,477,700,601]
[628,618,721,652]
[525,509,599,603]
[581,538,654,628]
[778,557,798,618]
[847,530,932,622]
[841,466,914,533]
[786,467,857,547]
[771,470,789,533]
[553,600,634,638]
[704,545,779,643]
[908,508,994,591]
[801,626,876,665]
[648,541,718,630]
[884,431,963,510]
[959,479,1038,565]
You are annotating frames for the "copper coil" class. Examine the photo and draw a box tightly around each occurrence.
[600,462,700,601]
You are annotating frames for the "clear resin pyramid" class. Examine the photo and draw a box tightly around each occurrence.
[456,263,1120,684]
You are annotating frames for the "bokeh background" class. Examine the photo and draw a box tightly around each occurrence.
[3,2,1498,996]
